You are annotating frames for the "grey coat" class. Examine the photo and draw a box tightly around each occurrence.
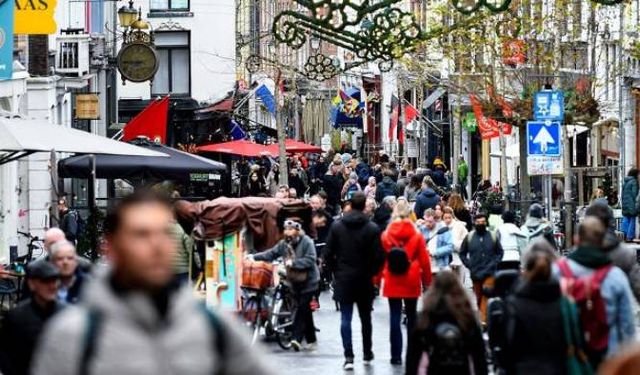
[605,233,640,303]
[31,269,273,375]
[254,234,320,294]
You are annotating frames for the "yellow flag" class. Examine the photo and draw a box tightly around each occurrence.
[14,0,57,35]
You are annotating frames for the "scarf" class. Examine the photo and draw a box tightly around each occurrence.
[568,245,611,269]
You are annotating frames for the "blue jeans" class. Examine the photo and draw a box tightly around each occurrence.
[388,298,418,362]
[340,298,373,359]
[622,215,636,241]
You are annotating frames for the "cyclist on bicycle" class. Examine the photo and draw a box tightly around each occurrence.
[250,218,320,352]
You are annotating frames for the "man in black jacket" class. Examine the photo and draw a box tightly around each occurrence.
[325,192,385,370]
[0,260,63,375]
[323,161,344,215]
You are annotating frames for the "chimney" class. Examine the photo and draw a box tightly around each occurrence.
[28,35,50,76]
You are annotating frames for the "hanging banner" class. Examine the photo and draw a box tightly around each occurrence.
[14,0,57,35]
[0,0,14,80]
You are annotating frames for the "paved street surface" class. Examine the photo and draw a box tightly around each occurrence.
[265,292,405,375]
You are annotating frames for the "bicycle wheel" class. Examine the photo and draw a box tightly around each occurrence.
[243,296,262,346]
[274,298,295,350]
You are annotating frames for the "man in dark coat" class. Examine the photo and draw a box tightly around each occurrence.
[414,177,441,218]
[0,261,63,375]
[322,162,344,215]
[375,170,398,203]
[57,199,79,244]
[325,192,385,370]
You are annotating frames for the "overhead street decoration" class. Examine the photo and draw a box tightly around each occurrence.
[272,0,420,72]
[245,53,366,82]
[451,0,512,15]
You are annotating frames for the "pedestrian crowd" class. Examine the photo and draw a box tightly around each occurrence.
[4,150,640,375]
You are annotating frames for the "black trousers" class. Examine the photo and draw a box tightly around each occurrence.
[293,291,317,343]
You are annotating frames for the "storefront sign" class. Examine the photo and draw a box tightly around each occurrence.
[0,0,14,80]
[14,0,57,35]
[75,94,100,120]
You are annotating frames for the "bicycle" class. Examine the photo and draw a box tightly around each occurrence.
[16,231,45,264]
[268,267,297,350]
[241,286,270,346]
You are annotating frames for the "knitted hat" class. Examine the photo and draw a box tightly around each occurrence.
[528,203,544,219]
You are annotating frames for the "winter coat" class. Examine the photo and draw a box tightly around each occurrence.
[406,302,487,375]
[621,176,639,216]
[404,185,420,202]
[172,222,193,275]
[322,173,344,209]
[0,300,63,375]
[458,161,469,183]
[325,211,385,303]
[355,162,371,187]
[504,280,568,375]
[59,270,89,305]
[59,209,79,243]
[432,169,447,187]
[379,219,432,298]
[497,223,528,263]
[363,184,377,200]
[419,224,454,272]
[375,176,398,203]
[341,179,362,200]
[396,177,410,197]
[604,232,640,303]
[520,217,557,250]
[373,204,393,232]
[254,234,320,294]
[552,248,637,356]
[460,230,504,281]
[265,170,279,196]
[31,269,273,375]
[288,174,306,196]
[414,188,441,218]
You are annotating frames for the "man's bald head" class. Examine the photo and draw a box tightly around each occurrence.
[44,228,66,252]
[578,216,606,247]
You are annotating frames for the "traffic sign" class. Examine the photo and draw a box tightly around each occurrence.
[534,90,564,122]
[527,121,561,156]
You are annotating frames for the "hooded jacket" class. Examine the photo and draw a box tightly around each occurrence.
[325,211,385,303]
[621,176,639,216]
[460,230,504,281]
[31,270,273,375]
[497,223,528,262]
[419,224,454,272]
[504,280,568,375]
[414,188,440,218]
[375,176,397,203]
[520,217,557,250]
[379,219,432,298]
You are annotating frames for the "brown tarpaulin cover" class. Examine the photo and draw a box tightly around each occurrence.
[178,197,311,250]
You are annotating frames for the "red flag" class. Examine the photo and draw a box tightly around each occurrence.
[388,95,399,142]
[404,103,418,123]
[123,96,170,144]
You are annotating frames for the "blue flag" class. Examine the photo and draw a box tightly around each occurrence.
[0,0,14,81]
[255,84,276,114]
[229,120,246,140]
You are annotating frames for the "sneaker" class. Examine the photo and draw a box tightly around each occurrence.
[390,358,402,366]
[304,342,318,351]
[343,358,354,371]
[290,340,302,352]
[363,353,374,366]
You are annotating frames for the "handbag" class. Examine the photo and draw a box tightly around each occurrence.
[285,242,309,284]
[560,296,594,375]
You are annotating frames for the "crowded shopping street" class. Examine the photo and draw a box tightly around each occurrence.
[5,0,640,374]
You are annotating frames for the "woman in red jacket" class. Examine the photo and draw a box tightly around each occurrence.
[379,199,432,366]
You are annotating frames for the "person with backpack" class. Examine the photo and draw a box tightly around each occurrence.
[378,200,432,366]
[57,198,83,244]
[621,168,639,241]
[520,203,556,250]
[32,190,273,375]
[375,169,398,203]
[406,271,487,375]
[497,211,528,265]
[502,239,576,375]
[341,172,362,201]
[460,213,504,322]
[414,176,441,219]
[553,217,636,369]
[325,192,385,370]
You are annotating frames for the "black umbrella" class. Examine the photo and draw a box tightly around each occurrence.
[58,138,226,181]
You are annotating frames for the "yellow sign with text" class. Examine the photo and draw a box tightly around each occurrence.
[14,0,57,35]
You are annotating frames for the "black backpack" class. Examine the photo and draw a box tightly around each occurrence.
[426,322,469,371]
[387,240,412,275]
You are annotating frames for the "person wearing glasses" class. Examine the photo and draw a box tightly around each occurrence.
[249,218,320,352]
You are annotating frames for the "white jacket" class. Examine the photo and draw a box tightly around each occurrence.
[497,223,527,262]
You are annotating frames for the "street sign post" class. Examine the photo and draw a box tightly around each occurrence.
[527,121,561,156]
[534,90,564,122]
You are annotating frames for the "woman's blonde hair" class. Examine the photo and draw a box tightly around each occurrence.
[392,199,412,220]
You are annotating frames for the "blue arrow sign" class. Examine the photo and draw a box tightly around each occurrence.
[527,121,561,156]
[534,91,564,122]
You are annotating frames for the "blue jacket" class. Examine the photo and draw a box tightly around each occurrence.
[553,259,636,356]
[419,225,453,270]
[621,176,638,216]
[414,188,440,218]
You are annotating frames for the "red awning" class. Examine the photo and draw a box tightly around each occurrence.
[199,98,234,113]
[266,139,322,154]
[196,140,275,157]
